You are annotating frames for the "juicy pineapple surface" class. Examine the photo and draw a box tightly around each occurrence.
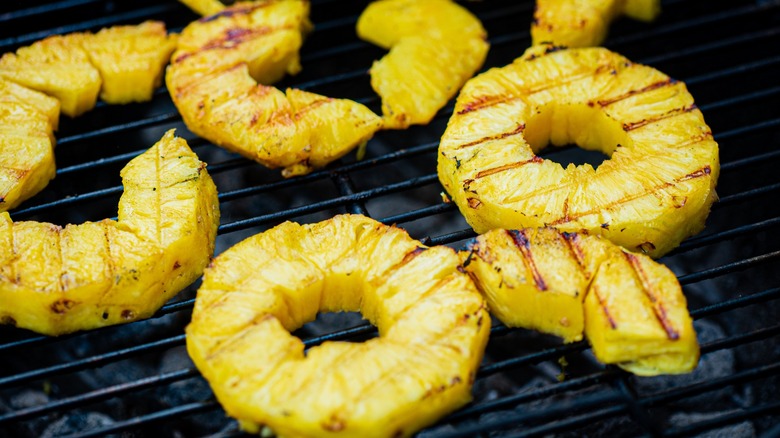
[356,0,489,129]
[179,0,226,16]
[167,0,382,177]
[0,130,220,336]
[462,227,698,375]
[187,214,490,437]
[0,21,175,115]
[438,46,719,258]
[81,21,178,104]
[0,80,60,213]
[532,0,661,47]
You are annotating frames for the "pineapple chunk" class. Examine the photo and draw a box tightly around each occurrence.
[532,0,660,47]
[168,0,382,177]
[357,0,489,129]
[0,77,60,130]
[0,34,101,117]
[187,214,490,437]
[438,46,719,258]
[0,101,57,212]
[462,227,699,375]
[0,130,220,335]
[81,21,177,104]
[584,249,698,375]
[179,0,226,16]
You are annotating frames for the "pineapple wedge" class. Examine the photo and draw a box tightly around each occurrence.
[0,99,57,212]
[0,21,176,115]
[532,0,660,47]
[438,46,719,258]
[168,0,382,177]
[187,214,490,437]
[0,33,101,117]
[81,21,177,104]
[179,0,226,16]
[462,227,698,375]
[0,130,219,336]
[357,0,489,129]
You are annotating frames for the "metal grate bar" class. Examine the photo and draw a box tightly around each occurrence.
[642,27,780,67]
[0,368,199,425]
[671,216,780,255]
[715,182,780,209]
[56,112,180,146]
[0,0,103,22]
[665,400,780,438]
[679,250,780,285]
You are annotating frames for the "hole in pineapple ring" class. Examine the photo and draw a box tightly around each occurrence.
[524,103,630,171]
[293,311,378,349]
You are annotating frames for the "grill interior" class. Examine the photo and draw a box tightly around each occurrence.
[2,0,780,437]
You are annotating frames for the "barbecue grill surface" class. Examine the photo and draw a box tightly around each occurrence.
[1,1,780,437]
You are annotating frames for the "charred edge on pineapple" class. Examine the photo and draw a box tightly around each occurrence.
[456,124,525,149]
[622,103,698,131]
[50,299,76,314]
[591,285,617,329]
[0,315,16,326]
[400,246,427,266]
[474,156,544,179]
[623,252,680,340]
[456,95,523,116]
[560,231,589,280]
[595,78,677,107]
[507,229,548,291]
[467,198,482,209]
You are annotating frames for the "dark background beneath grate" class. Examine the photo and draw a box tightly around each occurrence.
[1,0,780,437]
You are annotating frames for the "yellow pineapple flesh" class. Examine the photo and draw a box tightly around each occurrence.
[357,0,489,129]
[0,34,101,117]
[0,100,57,212]
[438,46,719,258]
[532,0,660,47]
[179,0,226,16]
[462,227,699,375]
[168,0,382,177]
[187,214,490,437]
[81,21,178,104]
[0,130,220,335]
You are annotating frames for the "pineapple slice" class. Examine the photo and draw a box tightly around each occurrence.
[168,0,382,177]
[532,0,660,47]
[438,46,719,258]
[81,21,177,104]
[0,33,101,117]
[357,0,489,129]
[187,214,490,437]
[0,100,57,212]
[462,227,698,375]
[179,0,226,16]
[0,77,60,130]
[0,21,176,115]
[0,130,220,335]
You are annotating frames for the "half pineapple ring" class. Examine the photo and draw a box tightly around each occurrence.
[438,45,719,258]
[167,0,383,177]
[357,0,489,129]
[532,0,661,48]
[0,130,220,336]
[187,214,490,437]
[462,227,699,376]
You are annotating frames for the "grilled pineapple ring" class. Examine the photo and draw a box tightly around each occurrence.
[187,214,490,437]
[532,0,661,47]
[0,130,220,336]
[463,227,699,376]
[167,0,383,177]
[438,46,719,258]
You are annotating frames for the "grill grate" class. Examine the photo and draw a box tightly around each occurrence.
[1,0,780,437]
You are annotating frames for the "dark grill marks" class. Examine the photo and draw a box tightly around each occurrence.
[595,78,678,107]
[474,156,543,179]
[456,95,522,116]
[592,285,617,329]
[623,252,680,340]
[560,231,589,280]
[456,124,525,149]
[622,103,698,131]
[198,2,271,23]
[550,165,712,225]
[506,229,548,291]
